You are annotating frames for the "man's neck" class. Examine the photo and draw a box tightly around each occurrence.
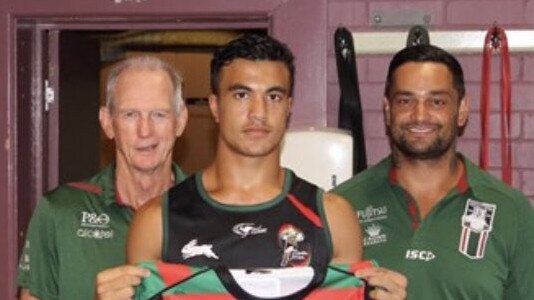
[393,150,463,218]
[203,150,285,206]
[115,163,174,210]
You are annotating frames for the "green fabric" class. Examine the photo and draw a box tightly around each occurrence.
[17,163,187,300]
[332,154,534,300]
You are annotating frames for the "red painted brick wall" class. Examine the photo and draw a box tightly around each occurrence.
[327,0,534,201]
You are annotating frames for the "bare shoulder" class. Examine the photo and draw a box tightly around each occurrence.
[127,195,164,264]
[323,192,355,211]
[137,194,164,217]
[322,192,359,228]
[322,192,362,264]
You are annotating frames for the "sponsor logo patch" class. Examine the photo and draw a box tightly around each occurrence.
[278,224,310,267]
[459,199,496,259]
[357,205,388,223]
[363,223,387,246]
[405,249,436,261]
[77,211,114,240]
[233,223,267,238]
[181,239,219,260]
[19,241,30,271]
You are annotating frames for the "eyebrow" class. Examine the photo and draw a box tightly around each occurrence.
[228,84,288,95]
[228,84,252,92]
[391,90,453,98]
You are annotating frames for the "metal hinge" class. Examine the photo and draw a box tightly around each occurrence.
[44,79,55,112]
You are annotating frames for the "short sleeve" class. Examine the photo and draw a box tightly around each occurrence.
[503,198,534,299]
[19,197,60,299]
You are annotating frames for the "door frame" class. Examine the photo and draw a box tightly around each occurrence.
[0,0,328,297]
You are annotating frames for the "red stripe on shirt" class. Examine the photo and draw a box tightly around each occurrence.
[67,182,102,194]
[349,260,375,274]
[287,194,323,228]
[157,261,193,287]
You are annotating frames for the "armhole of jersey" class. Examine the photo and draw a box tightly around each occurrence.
[316,189,334,260]
[162,192,169,261]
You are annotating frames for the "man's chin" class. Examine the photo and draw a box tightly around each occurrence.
[131,160,164,174]
[399,146,449,160]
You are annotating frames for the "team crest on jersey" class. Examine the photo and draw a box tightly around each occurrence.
[459,199,496,259]
[182,239,219,260]
[278,224,310,267]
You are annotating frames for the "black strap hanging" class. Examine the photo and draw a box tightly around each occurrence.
[334,27,367,174]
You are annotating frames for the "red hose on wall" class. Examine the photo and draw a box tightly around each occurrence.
[480,25,512,185]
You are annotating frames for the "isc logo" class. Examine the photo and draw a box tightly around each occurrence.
[405,249,436,261]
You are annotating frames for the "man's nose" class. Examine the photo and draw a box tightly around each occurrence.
[138,115,154,137]
[249,96,267,121]
[412,100,429,122]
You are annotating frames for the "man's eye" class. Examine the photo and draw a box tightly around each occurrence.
[123,111,138,119]
[431,98,446,107]
[234,91,249,100]
[152,111,168,119]
[267,93,283,102]
[395,98,413,106]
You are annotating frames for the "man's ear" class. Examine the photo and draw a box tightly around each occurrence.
[99,106,115,139]
[458,96,470,127]
[383,98,391,127]
[175,106,188,137]
[208,94,220,123]
[288,97,293,114]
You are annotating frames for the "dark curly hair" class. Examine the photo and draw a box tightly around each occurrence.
[210,34,295,96]
[385,45,465,101]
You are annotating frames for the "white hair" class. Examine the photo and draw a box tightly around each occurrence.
[106,56,184,112]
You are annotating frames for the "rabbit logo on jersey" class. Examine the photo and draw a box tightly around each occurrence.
[77,211,114,239]
[459,199,496,259]
[278,224,310,267]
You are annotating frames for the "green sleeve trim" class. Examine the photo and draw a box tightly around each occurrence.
[25,197,60,298]
[162,193,169,260]
[172,162,188,183]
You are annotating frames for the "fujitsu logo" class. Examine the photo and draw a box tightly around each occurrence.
[357,205,388,223]
[232,223,267,238]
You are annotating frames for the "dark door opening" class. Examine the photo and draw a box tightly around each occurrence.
[15,27,266,259]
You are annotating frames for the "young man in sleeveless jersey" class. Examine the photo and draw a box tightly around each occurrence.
[127,34,407,300]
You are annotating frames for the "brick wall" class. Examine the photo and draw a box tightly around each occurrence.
[327,0,534,201]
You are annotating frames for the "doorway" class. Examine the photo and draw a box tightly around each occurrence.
[57,29,267,181]
[4,2,328,296]
[16,27,267,255]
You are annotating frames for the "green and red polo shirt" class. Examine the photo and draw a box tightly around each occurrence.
[17,163,186,300]
[333,154,534,300]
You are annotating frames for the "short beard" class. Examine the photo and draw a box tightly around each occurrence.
[389,125,457,160]
[392,136,453,160]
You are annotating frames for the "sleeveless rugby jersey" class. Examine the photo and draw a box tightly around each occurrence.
[135,261,374,300]
[163,170,331,270]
